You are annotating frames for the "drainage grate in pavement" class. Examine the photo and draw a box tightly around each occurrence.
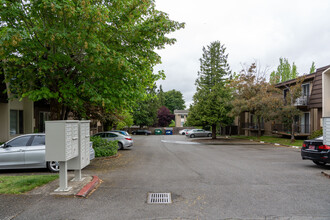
[147,193,172,204]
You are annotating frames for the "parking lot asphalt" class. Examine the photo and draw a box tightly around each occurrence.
[1,135,330,220]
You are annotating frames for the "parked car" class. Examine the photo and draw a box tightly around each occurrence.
[301,136,330,166]
[179,129,191,135]
[132,130,151,135]
[0,134,95,172]
[186,129,212,138]
[93,131,133,149]
[111,130,130,136]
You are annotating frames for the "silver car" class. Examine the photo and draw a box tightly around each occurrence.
[0,134,95,172]
[93,131,133,149]
[185,129,212,138]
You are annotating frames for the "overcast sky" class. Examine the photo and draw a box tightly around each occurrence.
[153,0,330,108]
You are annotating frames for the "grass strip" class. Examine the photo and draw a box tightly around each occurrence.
[0,175,58,194]
[232,135,304,147]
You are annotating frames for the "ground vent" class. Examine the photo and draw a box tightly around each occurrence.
[147,193,172,204]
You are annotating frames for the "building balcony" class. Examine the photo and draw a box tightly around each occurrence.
[294,96,309,106]
[272,124,310,136]
[241,123,264,130]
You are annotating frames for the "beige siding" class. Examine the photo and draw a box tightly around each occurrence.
[0,98,34,142]
[0,103,9,142]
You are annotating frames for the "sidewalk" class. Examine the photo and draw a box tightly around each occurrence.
[28,174,101,198]
[190,136,302,148]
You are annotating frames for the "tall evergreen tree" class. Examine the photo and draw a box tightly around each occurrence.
[187,41,233,139]
[157,85,165,107]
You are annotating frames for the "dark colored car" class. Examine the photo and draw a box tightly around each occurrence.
[132,130,151,135]
[301,136,330,166]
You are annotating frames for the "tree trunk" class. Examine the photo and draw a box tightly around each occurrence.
[212,124,216,139]
[290,93,295,143]
[50,99,70,120]
[291,116,295,143]
[257,116,261,137]
[50,99,62,120]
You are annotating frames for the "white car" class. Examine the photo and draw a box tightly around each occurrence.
[93,131,133,149]
[185,129,212,138]
[179,129,191,135]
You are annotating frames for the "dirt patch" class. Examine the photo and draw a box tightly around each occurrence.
[85,151,136,174]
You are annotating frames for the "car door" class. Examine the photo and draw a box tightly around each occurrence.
[25,135,46,168]
[0,135,32,168]
[104,133,117,141]
[196,129,203,137]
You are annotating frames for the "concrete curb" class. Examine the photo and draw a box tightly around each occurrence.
[75,176,100,198]
[321,171,330,179]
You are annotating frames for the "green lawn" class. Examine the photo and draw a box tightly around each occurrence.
[232,135,304,147]
[0,175,58,194]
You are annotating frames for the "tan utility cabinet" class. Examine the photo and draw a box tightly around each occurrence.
[68,121,91,169]
[45,120,79,161]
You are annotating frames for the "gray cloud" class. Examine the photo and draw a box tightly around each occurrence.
[154,0,330,107]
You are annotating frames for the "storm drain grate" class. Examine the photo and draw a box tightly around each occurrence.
[147,193,172,204]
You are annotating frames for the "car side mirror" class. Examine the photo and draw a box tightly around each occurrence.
[3,143,10,148]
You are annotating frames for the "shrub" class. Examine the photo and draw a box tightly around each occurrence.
[90,136,118,157]
[309,128,323,139]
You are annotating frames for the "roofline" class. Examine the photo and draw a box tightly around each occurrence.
[275,73,315,88]
[275,65,330,88]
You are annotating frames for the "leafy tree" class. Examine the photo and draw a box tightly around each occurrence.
[132,86,158,128]
[309,61,316,74]
[0,0,184,120]
[157,106,174,127]
[278,77,304,142]
[270,58,298,84]
[164,89,185,113]
[114,111,134,130]
[230,63,283,137]
[187,41,233,139]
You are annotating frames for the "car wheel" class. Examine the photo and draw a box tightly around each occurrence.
[182,133,185,135]
[313,160,327,166]
[118,142,123,150]
[207,133,212,137]
[47,161,60,172]
[190,134,195,138]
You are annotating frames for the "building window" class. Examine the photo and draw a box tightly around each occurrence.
[302,83,310,97]
[181,115,184,119]
[10,110,23,135]
[283,88,289,99]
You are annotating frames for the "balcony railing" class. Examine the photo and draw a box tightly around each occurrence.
[241,123,264,130]
[294,96,308,106]
[272,124,310,134]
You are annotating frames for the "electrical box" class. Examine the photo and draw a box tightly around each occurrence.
[323,117,330,145]
[45,120,79,161]
[68,121,91,169]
